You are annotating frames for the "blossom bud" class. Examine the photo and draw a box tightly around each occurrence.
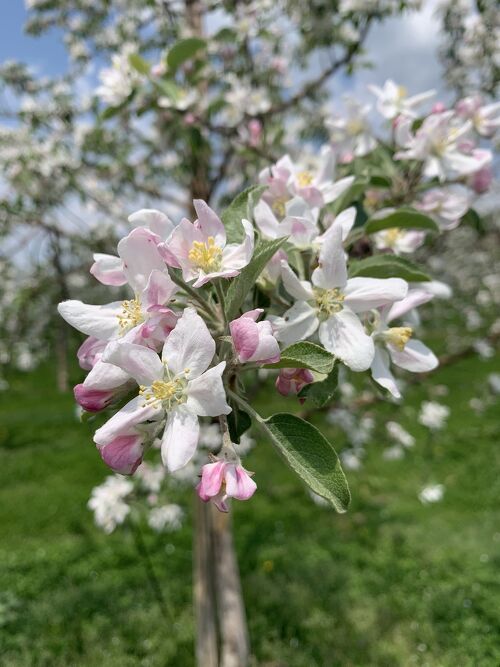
[74,383,116,412]
[230,309,280,364]
[276,368,314,398]
[197,458,257,512]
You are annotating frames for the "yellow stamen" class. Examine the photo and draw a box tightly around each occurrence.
[383,227,402,247]
[383,326,413,351]
[397,85,407,99]
[296,170,313,187]
[346,118,364,136]
[117,297,143,332]
[314,287,345,316]
[139,376,186,409]
[188,236,223,273]
[271,197,288,218]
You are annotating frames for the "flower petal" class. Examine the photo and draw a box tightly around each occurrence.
[388,339,438,373]
[141,269,177,310]
[221,219,254,270]
[198,461,226,500]
[319,308,374,371]
[225,465,257,501]
[162,308,215,379]
[94,396,162,446]
[271,301,319,346]
[83,357,131,390]
[90,253,127,286]
[128,208,175,239]
[280,262,314,301]
[161,406,200,471]
[186,362,231,416]
[58,300,122,340]
[386,289,433,323]
[344,277,408,313]
[193,199,226,247]
[371,347,401,398]
[103,341,164,386]
[254,199,280,238]
[312,222,347,289]
[118,227,166,293]
[99,434,144,475]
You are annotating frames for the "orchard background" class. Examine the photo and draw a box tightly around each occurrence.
[0,1,499,666]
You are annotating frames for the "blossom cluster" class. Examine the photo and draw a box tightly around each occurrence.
[59,78,497,516]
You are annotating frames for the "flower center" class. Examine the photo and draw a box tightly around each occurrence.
[188,236,223,273]
[382,326,413,351]
[296,170,313,187]
[271,197,288,219]
[397,85,407,100]
[117,297,143,332]
[139,370,187,409]
[346,118,364,136]
[383,227,403,247]
[314,287,345,316]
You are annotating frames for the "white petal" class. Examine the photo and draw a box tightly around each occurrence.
[141,269,177,310]
[118,227,166,293]
[312,223,347,289]
[387,289,433,323]
[344,277,408,313]
[272,301,319,346]
[280,262,314,301]
[94,395,162,446]
[103,341,164,386]
[320,175,355,204]
[371,347,401,398]
[186,362,231,416]
[332,207,356,240]
[58,300,122,340]
[161,406,199,471]
[388,339,438,373]
[319,308,374,372]
[128,209,175,239]
[162,307,215,378]
[253,200,280,238]
[222,219,254,270]
[83,358,130,390]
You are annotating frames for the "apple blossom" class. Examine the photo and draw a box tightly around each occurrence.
[100,308,231,472]
[276,368,314,398]
[455,96,500,137]
[272,224,408,371]
[326,99,376,161]
[164,200,254,287]
[369,290,438,399]
[368,79,435,119]
[253,196,319,248]
[416,189,470,230]
[373,228,426,255]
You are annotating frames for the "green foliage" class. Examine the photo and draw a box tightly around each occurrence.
[227,407,251,444]
[349,254,431,282]
[225,237,288,320]
[262,413,350,512]
[365,207,439,234]
[167,38,206,72]
[128,53,150,76]
[298,365,339,408]
[221,185,267,244]
[265,342,335,375]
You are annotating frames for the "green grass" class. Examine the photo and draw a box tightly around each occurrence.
[1,352,499,666]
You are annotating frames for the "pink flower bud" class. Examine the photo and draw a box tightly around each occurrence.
[98,434,144,475]
[197,459,257,512]
[230,309,280,364]
[74,383,116,412]
[276,368,314,398]
[469,164,493,194]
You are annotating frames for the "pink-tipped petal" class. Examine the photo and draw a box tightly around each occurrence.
[99,434,144,475]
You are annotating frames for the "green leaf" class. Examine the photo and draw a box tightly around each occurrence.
[262,413,350,512]
[349,254,431,282]
[265,342,335,375]
[167,37,206,72]
[221,185,267,244]
[461,208,484,233]
[298,365,339,408]
[225,237,287,320]
[128,53,150,76]
[153,79,182,103]
[365,207,439,234]
[227,407,251,444]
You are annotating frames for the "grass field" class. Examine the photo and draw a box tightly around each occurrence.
[1,351,499,666]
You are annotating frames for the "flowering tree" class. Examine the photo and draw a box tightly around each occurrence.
[2,1,499,664]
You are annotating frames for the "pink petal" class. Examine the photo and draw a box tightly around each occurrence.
[99,434,144,475]
[225,465,257,501]
[230,315,259,362]
[74,384,115,412]
[197,461,227,500]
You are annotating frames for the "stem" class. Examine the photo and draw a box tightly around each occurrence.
[226,389,264,424]
[215,280,229,329]
[169,269,219,322]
